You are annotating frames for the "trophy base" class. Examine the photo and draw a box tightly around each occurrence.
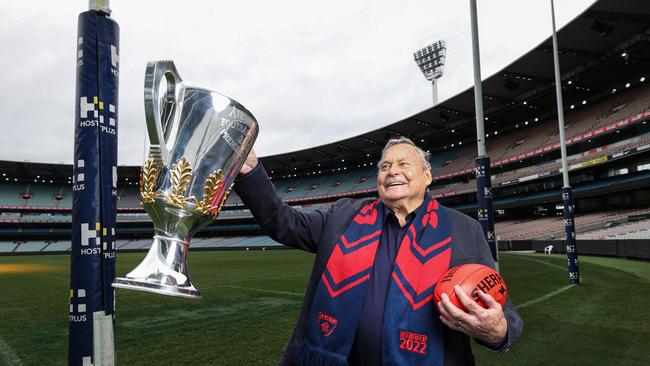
[112,277,201,299]
[112,235,202,299]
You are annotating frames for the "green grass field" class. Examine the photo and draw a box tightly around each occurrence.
[1,250,649,365]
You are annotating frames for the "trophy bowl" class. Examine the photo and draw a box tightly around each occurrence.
[112,60,258,299]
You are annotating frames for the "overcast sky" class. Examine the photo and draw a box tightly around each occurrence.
[0,0,596,165]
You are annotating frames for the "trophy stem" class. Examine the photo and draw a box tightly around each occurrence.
[112,235,201,299]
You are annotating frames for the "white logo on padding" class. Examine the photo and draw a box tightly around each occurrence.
[78,37,84,59]
[69,288,86,314]
[80,223,99,246]
[80,97,97,119]
[108,104,116,127]
[111,45,119,68]
[74,159,85,184]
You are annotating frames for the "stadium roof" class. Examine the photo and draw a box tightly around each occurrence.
[1,0,649,182]
[260,0,650,175]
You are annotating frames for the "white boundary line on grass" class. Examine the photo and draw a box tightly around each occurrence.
[502,252,581,309]
[515,284,576,309]
[220,285,303,297]
[0,336,22,366]
[502,252,568,271]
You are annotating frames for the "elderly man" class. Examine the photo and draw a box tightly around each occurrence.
[235,137,522,366]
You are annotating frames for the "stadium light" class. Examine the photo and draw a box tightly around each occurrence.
[413,40,447,104]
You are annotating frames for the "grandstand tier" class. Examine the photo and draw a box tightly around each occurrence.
[1,0,650,257]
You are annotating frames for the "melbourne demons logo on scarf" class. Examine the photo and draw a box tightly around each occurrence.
[297,197,453,366]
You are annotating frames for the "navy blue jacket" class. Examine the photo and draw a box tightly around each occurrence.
[234,164,523,365]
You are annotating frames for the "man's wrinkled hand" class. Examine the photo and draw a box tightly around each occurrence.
[437,285,507,344]
[240,148,258,175]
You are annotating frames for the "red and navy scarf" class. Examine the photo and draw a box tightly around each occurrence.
[296,196,453,366]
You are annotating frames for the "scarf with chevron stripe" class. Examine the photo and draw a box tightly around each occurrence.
[295,196,453,366]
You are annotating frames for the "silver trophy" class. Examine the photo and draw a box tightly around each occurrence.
[112,61,258,299]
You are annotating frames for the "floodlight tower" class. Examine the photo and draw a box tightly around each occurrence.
[414,40,447,104]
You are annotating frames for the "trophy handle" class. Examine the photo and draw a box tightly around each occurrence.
[144,60,184,166]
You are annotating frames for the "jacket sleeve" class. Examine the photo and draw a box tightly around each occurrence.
[471,221,524,354]
[233,163,328,253]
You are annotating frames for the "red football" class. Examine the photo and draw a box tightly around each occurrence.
[434,264,508,311]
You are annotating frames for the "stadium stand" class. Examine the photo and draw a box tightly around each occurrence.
[495,208,650,240]
[42,241,72,252]
[429,132,650,197]
[14,241,49,252]
[2,85,648,211]
[433,84,650,180]
[579,217,650,240]
[2,1,650,258]
[117,186,141,208]
[0,183,32,207]
[0,241,18,253]
[110,236,284,252]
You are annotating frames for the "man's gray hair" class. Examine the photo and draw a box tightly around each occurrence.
[377,137,431,171]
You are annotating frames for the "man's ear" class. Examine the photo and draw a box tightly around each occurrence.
[425,168,433,186]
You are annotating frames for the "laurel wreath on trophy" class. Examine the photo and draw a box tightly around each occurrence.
[140,155,233,217]
[165,157,192,207]
[194,169,224,215]
[140,157,159,203]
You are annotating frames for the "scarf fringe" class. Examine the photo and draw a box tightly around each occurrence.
[296,341,348,366]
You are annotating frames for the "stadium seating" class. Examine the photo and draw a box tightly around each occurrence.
[0,183,71,209]
[1,84,649,211]
[495,207,650,240]
[14,241,48,252]
[42,241,71,252]
[118,239,152,250]
[350,167,379,192]
[0,235,287,254]
[2,80,650,258]
[113,236,284,251]
[434,84,650,179]
[0,183,34,207]
[327,170,366,195]
[0,213,20,223]
[117,187,141,208]
[0,241,18,253]
[428,132,650,197]
[579,217,650,240]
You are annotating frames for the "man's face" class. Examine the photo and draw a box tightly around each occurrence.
[377,144,432,206]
